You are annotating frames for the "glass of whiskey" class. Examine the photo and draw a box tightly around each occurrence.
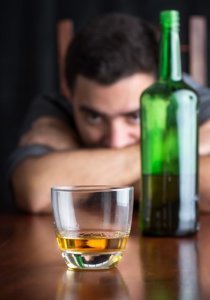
[51,185,134,270]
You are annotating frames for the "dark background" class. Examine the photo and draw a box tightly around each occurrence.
[0,0,209,212]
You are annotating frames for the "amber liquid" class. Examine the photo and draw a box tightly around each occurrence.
[56,231,128,270]
[141,175,198,236]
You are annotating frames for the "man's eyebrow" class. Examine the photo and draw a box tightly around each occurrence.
[79,105,140,118]
[123,109,140,117]
[79,105,105,116]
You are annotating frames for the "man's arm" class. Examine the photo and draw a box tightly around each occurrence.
[199,120,210,212]
[11,145,140,213]
[199,155,210,212]
[11,116,140,213]
[11,116,210,214]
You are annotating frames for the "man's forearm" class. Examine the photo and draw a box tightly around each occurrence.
[11,145,140,213]
[199,155,210,212]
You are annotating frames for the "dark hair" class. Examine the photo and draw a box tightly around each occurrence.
[65,13,159,89]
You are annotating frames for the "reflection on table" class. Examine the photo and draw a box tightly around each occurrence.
[56,269,130,300]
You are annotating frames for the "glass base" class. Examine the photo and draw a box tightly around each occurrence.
[62,251,123,270]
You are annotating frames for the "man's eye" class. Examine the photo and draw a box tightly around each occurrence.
[127,112,140,124]
[86,113,102,124]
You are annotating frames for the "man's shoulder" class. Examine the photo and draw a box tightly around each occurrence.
[20,93,75,134]
[183,73,210,95]
[31,93,72,112]
[183,73,210,125]
[29,93,73,120]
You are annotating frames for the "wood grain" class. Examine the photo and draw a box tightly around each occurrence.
[0,212,210,299]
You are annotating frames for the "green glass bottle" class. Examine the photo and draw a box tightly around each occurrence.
[140,10,199,236]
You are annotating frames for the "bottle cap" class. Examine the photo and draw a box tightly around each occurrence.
[160,10,180,27]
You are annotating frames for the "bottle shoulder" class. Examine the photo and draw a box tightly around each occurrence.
[141,80,199,99]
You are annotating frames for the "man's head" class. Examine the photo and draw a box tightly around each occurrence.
[65,13,158,148]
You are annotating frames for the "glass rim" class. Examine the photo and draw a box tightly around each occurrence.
[51,185,133,193]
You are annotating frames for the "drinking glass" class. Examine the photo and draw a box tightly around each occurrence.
[51,185,134,270]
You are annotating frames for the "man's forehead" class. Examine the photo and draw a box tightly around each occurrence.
[70,73,155,119]
[73,73,154,94]
[71,74,145,111]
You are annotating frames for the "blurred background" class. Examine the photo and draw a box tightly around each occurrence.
[0,0,209,212]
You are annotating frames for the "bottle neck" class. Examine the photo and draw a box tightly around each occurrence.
[159,26,182,81]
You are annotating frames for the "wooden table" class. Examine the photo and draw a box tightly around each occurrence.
[1,212,210,300]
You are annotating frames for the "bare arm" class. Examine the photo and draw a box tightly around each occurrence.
[11,116,210,213]
[199,155,210,212]
[12,146,140,213]
[199,120,210,212]
[11,117,140,213]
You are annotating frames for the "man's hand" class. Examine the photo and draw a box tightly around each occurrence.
[199,120,210,155]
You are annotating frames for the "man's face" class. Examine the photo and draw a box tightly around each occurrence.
[71,73,155,148]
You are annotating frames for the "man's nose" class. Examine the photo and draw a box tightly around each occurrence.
[105,121,130,148]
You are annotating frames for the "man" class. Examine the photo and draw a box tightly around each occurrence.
[10,13,210,213]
